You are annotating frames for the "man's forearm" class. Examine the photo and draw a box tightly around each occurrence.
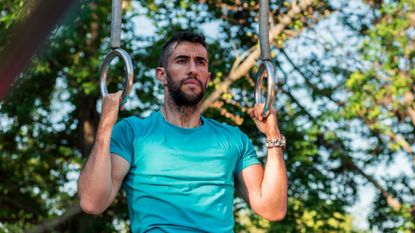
[260,146,288,220]
[245,105,288,220]
[78,123,114,214]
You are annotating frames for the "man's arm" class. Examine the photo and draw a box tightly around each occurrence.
[236,104,288,221]
[77,91,130,215]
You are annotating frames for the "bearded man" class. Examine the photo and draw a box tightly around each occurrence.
[78,31,288,233]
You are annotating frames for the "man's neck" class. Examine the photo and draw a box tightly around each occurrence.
[161,99,202,128]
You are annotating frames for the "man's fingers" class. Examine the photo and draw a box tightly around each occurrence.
[254,103,265,121]
[249,108,262,127]
[248,108,260,122]
[252,105,259,121]
[102,91,123,114]
[250,103,272,122]
[248,108,254,119]
[114,90,123,99]
[107,91,122,102]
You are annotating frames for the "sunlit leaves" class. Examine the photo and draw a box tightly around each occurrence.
[342,0,415,231]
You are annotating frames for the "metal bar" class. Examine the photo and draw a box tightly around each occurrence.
[110,0,122,49]
[259,0,271,60]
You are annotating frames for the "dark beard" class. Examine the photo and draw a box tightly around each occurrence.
[167,72,206,106]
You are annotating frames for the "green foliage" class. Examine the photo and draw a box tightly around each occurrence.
[341,0,415,232]
[1,0,414,232]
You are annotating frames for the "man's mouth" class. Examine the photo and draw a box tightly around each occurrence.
[182,78,202,87]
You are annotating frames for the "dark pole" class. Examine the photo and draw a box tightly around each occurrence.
[0,0,80,100]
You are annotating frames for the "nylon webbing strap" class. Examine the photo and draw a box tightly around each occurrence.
[259,0,271,61]
[99,0,134,109]
[110,0,122,49]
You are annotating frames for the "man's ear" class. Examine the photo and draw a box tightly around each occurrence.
[156,67,168,86]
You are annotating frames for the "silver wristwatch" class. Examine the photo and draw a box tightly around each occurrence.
[265,135,286,149]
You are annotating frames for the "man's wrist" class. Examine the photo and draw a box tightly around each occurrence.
[265,135,286,149]
[265,131,281,139]
[96,121,114,139]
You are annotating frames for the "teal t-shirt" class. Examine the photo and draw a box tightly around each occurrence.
[110,111,260,233]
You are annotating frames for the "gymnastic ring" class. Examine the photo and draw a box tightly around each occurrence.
[99,48,134,107]
[254,60,275,118]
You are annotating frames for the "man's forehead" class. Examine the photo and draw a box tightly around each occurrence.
[170,41,208,58]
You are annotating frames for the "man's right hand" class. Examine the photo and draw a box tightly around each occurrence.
[100,91,122,127]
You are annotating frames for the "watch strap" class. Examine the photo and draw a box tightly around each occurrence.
[265,135,286,149]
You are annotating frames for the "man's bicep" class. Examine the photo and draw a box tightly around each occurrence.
[108,153,130,201]
[236,164,264,207]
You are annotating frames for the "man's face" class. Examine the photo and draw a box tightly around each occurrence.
[164,41,210,106]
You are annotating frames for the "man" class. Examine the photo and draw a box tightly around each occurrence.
[78,31,287,233]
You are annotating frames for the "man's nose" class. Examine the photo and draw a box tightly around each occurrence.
[187,60,198,75]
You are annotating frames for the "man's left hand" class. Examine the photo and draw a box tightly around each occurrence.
[248,103,281,139]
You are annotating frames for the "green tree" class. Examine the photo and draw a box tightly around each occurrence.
[1,0,413,232]
[342,1,415,232]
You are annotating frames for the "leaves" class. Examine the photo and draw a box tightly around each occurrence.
[1,0,414,232]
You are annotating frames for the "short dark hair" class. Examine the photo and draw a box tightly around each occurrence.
[159,31,208,68]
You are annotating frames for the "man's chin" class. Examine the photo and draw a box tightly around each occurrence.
[175,93,205,106]
[181,88,203,98]
[182,96,204,105]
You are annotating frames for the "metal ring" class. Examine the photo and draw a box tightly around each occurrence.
[254,60,275,117]
[99,48,134,106]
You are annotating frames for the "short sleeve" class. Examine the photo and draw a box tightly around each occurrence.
[235,130,260,175]
[110,119,135,164]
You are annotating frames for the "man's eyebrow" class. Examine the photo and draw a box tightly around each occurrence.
[173,55,190,60]
[173,55,208,61]
[195,56,208,62]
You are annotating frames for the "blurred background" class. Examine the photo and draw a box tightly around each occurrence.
[0,0,414,232]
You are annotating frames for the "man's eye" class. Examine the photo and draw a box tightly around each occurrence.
[177,59,186,63]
